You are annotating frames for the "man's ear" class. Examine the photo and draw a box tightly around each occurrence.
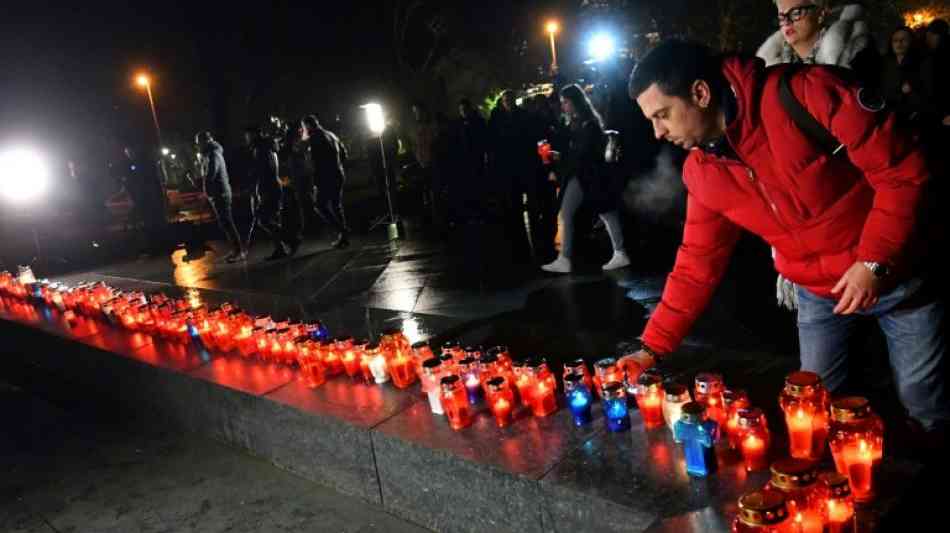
[692,80,712,109]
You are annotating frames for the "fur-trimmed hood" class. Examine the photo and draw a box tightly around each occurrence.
[757,3,871,67]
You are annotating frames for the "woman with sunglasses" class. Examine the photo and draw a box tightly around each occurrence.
[757,1,879,310]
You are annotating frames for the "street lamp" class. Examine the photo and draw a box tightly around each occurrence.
[134,72,163,145]
[546,20,559,71]
[362,103,399,240]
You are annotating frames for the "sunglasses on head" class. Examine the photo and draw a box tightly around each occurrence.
[777,4,818,26]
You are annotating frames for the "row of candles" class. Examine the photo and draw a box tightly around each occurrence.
[0,269,883,531]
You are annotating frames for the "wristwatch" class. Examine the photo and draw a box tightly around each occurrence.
[862,261,890,278]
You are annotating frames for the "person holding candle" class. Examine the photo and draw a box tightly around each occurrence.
[622,40,949,449]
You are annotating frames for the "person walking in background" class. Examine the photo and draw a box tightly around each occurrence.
[195,131,245,263]
[303,115,350,249]
[541,84,629,274]
[248,127,290,260]
[410,102,445,227]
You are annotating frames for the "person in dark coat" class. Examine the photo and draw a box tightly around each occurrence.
[490,90,542,255]
[247,127,289,260]
[541,85,629,274]
[880,26,927,124]
[195,131,244,262]
[452,99,490,222]
[280,119,312,248]
[303,115,350,249]
[122,145,168,255]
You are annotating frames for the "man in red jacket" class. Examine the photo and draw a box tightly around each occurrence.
[624,40,947,433]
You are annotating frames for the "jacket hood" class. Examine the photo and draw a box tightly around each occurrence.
[756,3,870,67]
[719,55,767,156]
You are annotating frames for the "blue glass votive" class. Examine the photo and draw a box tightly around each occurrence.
[564,373,593,426]
[673,401,719,477]
[602,381,631,432]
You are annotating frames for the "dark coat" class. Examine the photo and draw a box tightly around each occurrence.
[561,118,612,213]
[201,141,231,197]
[308,127,347,186]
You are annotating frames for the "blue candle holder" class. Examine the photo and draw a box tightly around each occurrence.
[602,381,630,432]
[673,401,719,477]
[564,373,593,426]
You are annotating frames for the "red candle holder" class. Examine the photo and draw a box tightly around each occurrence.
[389,351,417,389]
[485,376,515,428]
[563,358,594,393]
[593,358,623,399]
[724,389,750,449]
[780,371,830,461]
[736,408,770,471]
[635,373,665,428]
[236,325,255,357]
[296,339,326,389]
[828,397,883,503]
[512,359,534,407]
[528,359,558,417]
[440,375,473,430]
[441,340,463,360]
[411,341,435,379]
[817,473,855,533]
[764,458,822,525]
[490,345,514,373]
[438,352,457,375]
[321,339,344,376]
[694,372,727,428]
[336,337,361,377]
[732,490,791,533]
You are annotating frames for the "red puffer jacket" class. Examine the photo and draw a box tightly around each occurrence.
[642,56,929,356]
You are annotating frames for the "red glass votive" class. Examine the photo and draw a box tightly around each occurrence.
[485,376,515,428]
[440,375,473,430]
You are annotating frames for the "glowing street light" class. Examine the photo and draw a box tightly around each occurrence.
[362,103,398,240]
[0,147,50,204]
[134,71,163,145]
[588,33,616,62]
[545,20,560,71]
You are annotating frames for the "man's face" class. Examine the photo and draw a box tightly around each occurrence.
[636,82,717,150]
[501,94,514,111]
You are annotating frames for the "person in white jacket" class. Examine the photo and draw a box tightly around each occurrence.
[758,1,879,309]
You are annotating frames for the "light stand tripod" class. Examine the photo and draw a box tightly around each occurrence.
[368,134,399,240]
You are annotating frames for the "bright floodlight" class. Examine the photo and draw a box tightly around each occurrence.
[362,103,386,136]
[161,147,170,156]
[588,33,616,62]
[546,20,559,34]
[136,74,150,87]
[0,147,50,203]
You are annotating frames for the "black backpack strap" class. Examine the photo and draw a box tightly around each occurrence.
[778,64,845,156]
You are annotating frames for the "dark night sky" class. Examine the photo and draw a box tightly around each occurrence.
[0,0,579,162]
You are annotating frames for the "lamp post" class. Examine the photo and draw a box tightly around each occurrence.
[135,73,163,145]
[363,103,399,240]
[545,20,559,72]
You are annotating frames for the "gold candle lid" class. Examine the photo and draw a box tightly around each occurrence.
[831,396,872,422]
[737,491,789,526]
[680,401,707,423]
[770,458,819,490]
[694,372,724,395]
[821,472,852,498]
[784,371,823,396]
[665,383,689,401]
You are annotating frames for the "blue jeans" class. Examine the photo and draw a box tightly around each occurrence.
[797,279,949,429]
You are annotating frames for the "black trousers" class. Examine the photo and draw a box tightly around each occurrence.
[315,177,347,234]
[207,192,242,250]
[252,181,284,249]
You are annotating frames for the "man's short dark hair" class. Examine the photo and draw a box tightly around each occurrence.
[303,114,320,130]
[628,40,724,101]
